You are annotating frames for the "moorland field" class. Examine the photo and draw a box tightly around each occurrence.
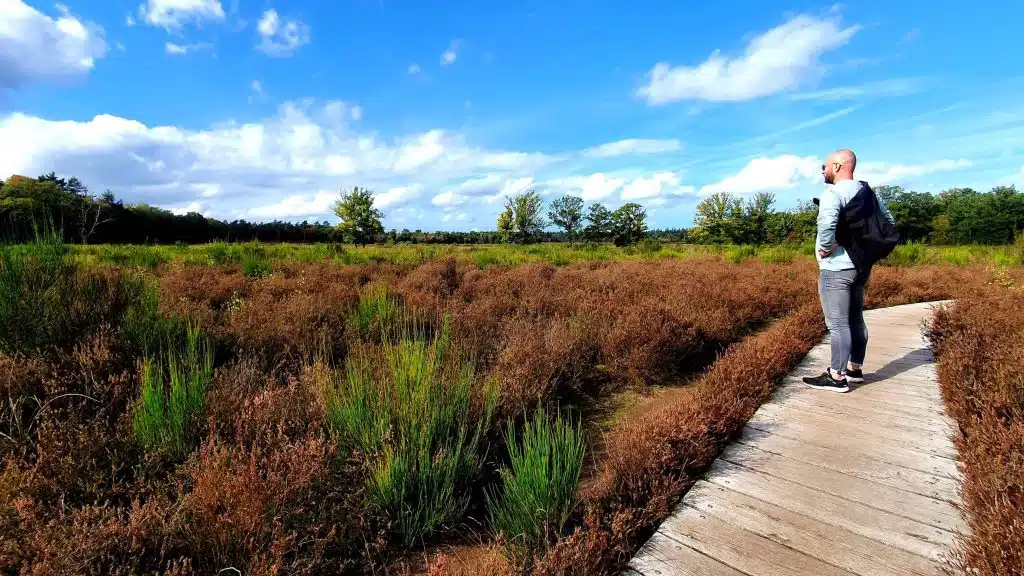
[1,238,1022,575]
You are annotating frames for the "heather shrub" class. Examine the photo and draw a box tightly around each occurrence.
[929,292,1024,575]
[2,249,1014,575]
[132,324,213,457]
[323,315,498,545]
[487,406,585,562]
[534,304,826,574]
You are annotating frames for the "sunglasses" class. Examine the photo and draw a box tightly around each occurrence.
[821,162,842,171]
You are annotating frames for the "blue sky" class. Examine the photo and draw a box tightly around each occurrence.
[2,0,1023,230]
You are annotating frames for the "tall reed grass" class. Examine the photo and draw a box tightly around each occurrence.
[487,406,585,562]
[324,315,497,545]
[132,323,214,457]
[347,284,405,342]
[0,232,76,354]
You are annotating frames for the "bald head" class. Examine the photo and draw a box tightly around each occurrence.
[823,148,857,184]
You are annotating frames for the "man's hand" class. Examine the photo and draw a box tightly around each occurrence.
[818,243,837,258]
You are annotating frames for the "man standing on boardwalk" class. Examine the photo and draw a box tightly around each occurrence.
[803,149,897,393]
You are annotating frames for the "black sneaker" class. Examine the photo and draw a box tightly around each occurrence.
[845,368,864,383]
[802,370,850,393]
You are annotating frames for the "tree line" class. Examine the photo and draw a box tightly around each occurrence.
[495,191,649,246]
[688,184,1024,245]
[3,172,1022,246]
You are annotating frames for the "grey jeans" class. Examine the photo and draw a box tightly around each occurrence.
[818,268,871,372]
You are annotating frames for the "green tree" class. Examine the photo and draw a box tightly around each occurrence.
[610,203,648,247]
[548,195,585,244]
[942,186,1024,244]
[503,190,546,244]
[496,206,514,243]
[694,192,743,243]
[332,186,384,245]
[930,214,952,245]
[740,192,775,244]
[875,185,940,242]
[583,203,613,243]
[0,175,80,239]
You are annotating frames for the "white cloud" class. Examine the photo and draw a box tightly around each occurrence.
[544,171,694,204]
[138,0,225,30]
[431,190,467,208]
[620,172,695,200]
[700,155,821,195]
[165,41,211,55]
[375,184,420,208]
[125,14,136,26]
[248,190,336,219]
[168,200,205,215]
[637,14,858,104]
[408,63,420,74]
[430,176,530,209]
[0,101,552,222]
[350,106,363,121]
[583,138,682,158]
[0,0,107,89]
[251,79,262,93]
[500,176,535,197]
[548,173,626,201]
[256,9,309,57]
[440,39,460,66]
[859,159,974,185]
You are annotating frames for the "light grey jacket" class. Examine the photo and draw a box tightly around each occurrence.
[815,179,896,271]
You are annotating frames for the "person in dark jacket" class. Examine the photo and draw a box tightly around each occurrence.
[803,149,896,393]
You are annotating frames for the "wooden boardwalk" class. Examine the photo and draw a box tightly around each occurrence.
[627,301,965,576]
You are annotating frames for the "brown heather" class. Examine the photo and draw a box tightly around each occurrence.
[1,255,1018,575]
[929,289,1024,575]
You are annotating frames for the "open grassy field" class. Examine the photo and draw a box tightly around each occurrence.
[68,239,1024,271]
[2,238,1022,575]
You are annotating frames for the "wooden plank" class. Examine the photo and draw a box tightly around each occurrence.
[705,459,956,561]
[629,531,748,576]
[682,481,945,576]
[776,395,951,434]
[770,385,954,426]
[774,385,954,427]
[717,443,965,533]
[754,402,953,452]
[743,421,959,478]
[747,409,957,460]
[736,427,960,501]
[657,504,857,576]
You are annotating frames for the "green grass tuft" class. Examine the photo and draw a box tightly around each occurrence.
[487,406,586,560]
[131,323,213,458]
[324,314,497,545]
[347,284,405,342]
